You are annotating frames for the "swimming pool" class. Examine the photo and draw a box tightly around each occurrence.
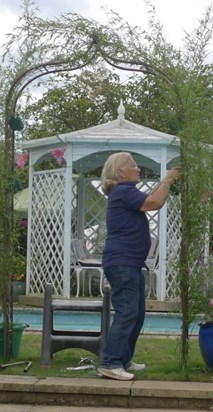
[10,308,200,335]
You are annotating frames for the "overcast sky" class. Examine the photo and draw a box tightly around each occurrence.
[0,0,212,50]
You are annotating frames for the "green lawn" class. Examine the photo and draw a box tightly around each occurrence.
[0,332,212,381]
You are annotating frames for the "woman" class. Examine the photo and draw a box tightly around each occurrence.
[98,152,180,380]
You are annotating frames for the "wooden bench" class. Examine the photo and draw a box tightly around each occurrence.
[41,283,111,367]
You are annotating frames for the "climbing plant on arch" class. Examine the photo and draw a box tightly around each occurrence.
[1,0,213,365]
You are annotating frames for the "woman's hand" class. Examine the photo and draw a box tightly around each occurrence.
[166,166,182,182]
[141,167,182,212]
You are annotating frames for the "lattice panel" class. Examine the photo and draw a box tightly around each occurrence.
[29,169,66,295]
[166,194,181,299]
[166,194,210,300]
[137,180,159,239]
[71,179,78,237]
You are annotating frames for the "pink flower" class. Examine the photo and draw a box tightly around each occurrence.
[15,152,28,170]
[20,219,28,227]
[51,148,66,165]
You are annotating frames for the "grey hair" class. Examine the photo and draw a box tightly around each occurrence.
[101,152,133,195]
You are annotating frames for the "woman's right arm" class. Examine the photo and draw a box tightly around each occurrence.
[140,167,181,212]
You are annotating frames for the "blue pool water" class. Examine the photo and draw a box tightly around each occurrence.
[10,309,200,335]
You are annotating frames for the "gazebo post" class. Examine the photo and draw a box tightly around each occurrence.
[157,147,168,300]
[63,145,73,298]
[77,176,86,239]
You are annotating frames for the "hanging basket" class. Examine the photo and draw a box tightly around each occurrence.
[9,116,24,131]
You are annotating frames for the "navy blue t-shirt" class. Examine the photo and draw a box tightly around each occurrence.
[102,182,151,269]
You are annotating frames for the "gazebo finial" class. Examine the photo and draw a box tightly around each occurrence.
[117,99,125,124]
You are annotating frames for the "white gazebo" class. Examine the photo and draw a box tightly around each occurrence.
[22,101,180,301]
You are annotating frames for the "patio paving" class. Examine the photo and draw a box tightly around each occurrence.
[0,375,212,410]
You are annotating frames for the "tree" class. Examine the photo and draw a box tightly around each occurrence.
[22,67,125,138]
[22,70,183,139]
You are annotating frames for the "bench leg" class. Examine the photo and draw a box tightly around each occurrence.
[41,283,53,367]
[99,269,104,297]
[88,268,104,297]
[75,268,82,297]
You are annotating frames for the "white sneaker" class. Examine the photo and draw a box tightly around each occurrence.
[127,362,146,371]
[98,367,134,380]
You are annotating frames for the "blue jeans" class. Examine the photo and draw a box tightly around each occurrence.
[100,266,145,369]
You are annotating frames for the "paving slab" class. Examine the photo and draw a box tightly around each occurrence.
[0,407,212,412]
[34,376,132,394]
[0,375,38,392]
[0,375,212,410]
[132,380,213,398]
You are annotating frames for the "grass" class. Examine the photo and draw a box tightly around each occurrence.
[0,332,212,382]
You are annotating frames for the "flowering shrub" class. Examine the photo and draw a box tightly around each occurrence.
[11,255,26,282]
[12,273,25,282]
[11,218,28,282]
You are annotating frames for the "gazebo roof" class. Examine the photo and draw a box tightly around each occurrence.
[62,117,178,143]
[22,100,180,174]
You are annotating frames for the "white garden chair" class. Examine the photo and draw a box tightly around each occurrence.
[71,238,104,297]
